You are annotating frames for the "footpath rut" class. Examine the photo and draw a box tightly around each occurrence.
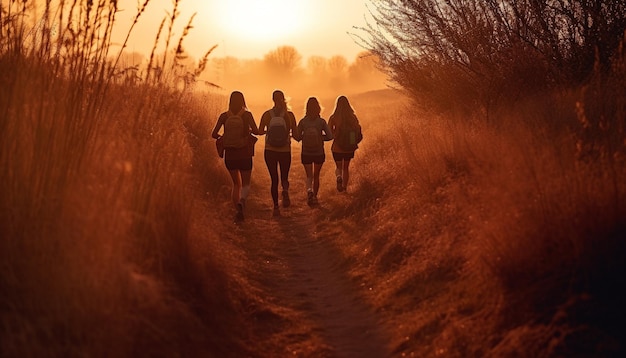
[232,152,389,357]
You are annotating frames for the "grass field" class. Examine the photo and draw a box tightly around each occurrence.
[1,1,624,356]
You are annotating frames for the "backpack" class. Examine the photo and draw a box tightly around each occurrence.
[222,110,247,148]
[301,118,323,151]
[336,121,362,151]
[266,109,289,147]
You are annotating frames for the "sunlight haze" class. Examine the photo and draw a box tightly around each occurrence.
[115,0,370,61]
[4,0,626,356]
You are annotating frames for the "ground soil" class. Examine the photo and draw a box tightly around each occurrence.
[223,148,390,357]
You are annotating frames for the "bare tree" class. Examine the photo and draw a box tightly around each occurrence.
[360,0,626,112]
[263,45,303,78]
[307,56,328,77]
[326,55,349,90]
[328,55,348,74]
[348,51,385,84]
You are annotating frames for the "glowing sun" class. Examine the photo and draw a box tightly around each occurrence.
[212,0,308,41]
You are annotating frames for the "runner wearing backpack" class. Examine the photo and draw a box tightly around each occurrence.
[294,97,333,206]
[329,95,362,193]
[212,91,259,222]
[258,90,297,217]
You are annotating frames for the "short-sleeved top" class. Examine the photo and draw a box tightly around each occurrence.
[259,108,297,153]
[296,116,333,156]
[215,110,256,160]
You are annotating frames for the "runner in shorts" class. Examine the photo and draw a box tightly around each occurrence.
[329,95,363,193]
[294,97,333,206]
[212,91,259,222]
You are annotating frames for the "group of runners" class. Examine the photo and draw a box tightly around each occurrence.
[212,90,363,221]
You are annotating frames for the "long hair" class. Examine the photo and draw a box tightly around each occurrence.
[228,91,247,113]
[305,97,321,117]
[331,95,357,127]
[272,90,289,112]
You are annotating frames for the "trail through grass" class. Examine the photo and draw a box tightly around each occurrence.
[216,141,390,357]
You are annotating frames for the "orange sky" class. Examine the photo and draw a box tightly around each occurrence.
[114,0,371,62]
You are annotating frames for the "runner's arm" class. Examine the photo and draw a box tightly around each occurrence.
[321,119,334,141]
[258,111,269,135]
[246,111,260,135]
[288,112,302,142]
[211,113,226,139]
[328,115,337,136]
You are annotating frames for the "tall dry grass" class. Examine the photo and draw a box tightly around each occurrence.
[0,1,253,356]
[3,1,623,356]
[324,43,625,356]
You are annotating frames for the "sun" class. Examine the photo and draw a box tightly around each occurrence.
[213,0,308,41]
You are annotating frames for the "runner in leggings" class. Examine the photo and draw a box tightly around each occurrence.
[259,90,297,217]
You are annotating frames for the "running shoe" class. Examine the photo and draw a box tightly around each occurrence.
[336,176,344,192]
[235,203,244,222]
[282,190,291,208]
[272,205,280,217]
[307,191,315,206]
[311,195,319,206]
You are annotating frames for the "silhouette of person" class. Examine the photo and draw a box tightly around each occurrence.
[212,91,259,222]
[328,95,362,193]
[258,90,297,216]
[294,97,333,206]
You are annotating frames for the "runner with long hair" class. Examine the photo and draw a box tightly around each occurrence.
[258,90,297,216]
[212,91,259,222]
[295,97,333,206]
[328,95,362,193]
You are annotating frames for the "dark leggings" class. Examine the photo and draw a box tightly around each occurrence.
[264,150,291,204]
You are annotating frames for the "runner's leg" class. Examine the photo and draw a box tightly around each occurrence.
[279,152,291,207]
[313,162,323,196]
[333,153,344,192]
[240,169,252,204]
[279,151,291,192]
[304,163,313,192]
[342,158,351,191]
[228,169,242,209]
[264,150,279,206]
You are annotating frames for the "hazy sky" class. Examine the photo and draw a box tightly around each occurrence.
[114,0,372,62]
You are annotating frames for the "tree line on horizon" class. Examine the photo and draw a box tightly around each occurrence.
[116,45,388,95]
[1,0,625,356]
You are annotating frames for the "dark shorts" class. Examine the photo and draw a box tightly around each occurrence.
[301,153,325,165]
[225,158,252,171]
[332,151,355,161]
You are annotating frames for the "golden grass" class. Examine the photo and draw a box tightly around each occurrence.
[2,1,624,356]
[0,1,255,356]
[325,67,625,355]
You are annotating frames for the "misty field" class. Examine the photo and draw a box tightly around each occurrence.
[2,1,625,357]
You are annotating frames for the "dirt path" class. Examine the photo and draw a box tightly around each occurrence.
[230,149,389,357]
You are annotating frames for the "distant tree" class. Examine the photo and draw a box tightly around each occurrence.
[263,45,303,77]
[361,0,626,112]
[307,56,327,77]
[117,51,146,67]
[112,51,145,84]
[348,51,384,84]
[207,56,241,86]
[213,56,241,75]
[326,55,348,90]
[327,55,348,75]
